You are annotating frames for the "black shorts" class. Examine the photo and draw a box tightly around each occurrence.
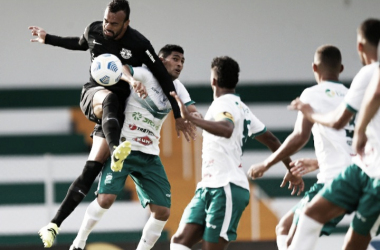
[80,82,128,139]
[80,83,105,125]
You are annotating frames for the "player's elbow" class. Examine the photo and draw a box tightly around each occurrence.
[222,129,233,138]
[331,120,346,130]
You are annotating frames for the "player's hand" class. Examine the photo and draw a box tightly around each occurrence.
[280,171,304,196]
[247,162,268,179]
[131,80,147,99]
[170,91,197,141]
[288,98,313,114]
[170,91,191,120]
[290,158,319,177]
[353,129,367,158]
[28,26,46,43]
[175,117,196,142]
[190,111,203,119]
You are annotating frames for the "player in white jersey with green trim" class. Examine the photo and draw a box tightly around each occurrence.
[69,45,199,250]
[248,45,354,249]
[170,56,304,250]
[288,18,380,250]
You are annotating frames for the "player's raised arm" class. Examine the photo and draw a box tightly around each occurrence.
[170,91,233,138]
[248,110,313,179]
[29,25,89,51]
[289,98,353,130]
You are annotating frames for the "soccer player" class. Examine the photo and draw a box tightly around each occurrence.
[247,45,354,250]
[288,18,380,250]
[32,1,194,247]
[169,56,304,250]
[69,44,199,250]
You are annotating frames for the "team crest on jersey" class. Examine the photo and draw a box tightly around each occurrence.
[120,48,132,59]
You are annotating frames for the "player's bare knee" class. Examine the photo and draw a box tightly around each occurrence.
[171,232,184,244]
[93,104,103,119]
[97,194,115,209]
[276,223,286,236]
[151,206,170,221]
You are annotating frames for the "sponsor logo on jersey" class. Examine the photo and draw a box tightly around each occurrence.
[151,87,161,94]
[132,112,142,121]
[325,89,335,97]
[128,124,157,138]
[325,89,345,98]
[142,117,160,130]
[145,50,155,63]
[133,136,153,146]
[120,48,132,59]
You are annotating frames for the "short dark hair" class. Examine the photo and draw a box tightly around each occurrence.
[315,45,342,73]
[211,56,240,89]
[108,0,130,21]
[359,18,380,46]
[158,44,184,58]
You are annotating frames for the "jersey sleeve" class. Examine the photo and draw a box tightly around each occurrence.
[138,42,181,119]
[132,67,150,83]
[344,66,374,113]
[210,98,236,125]
[299,88,313,105]
[45,24,89,51]
[246,110,266,137]
[174,80,195,106]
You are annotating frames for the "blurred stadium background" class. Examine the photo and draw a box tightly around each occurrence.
[1,0,380,249]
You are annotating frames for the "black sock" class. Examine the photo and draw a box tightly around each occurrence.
[51,161,103,227]
[102,93,121,154]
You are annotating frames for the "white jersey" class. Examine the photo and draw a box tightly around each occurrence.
[198,94,266,191]
[345,62,380,179]
[120,66,194,155]
[300,81,354,184]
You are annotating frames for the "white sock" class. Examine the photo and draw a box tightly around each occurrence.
[136,215,167,250]
[170,243,191,250]
[72,199,107,249]
[288,214,323,250]
[276,235,288,250]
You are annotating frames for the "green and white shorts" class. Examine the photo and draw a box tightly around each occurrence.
[292,183,344,236]
[98,150,171,208]
[321,164,380,236]
[179,183,250,243]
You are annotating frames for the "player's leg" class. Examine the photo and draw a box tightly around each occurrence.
[70,195,115,249]
[93,89,131,171]
[202,237,229,250]
[288,195,345,250]
[289,165,365,250]
[129,152,171,250]
[171,223,204,249]
[344,176,380,250]
[71,156,129,249]
[202,183,250,250]
[343,227,371,250]
[136,204,170,250]
[276,210,294,250]
[38,133,109,248]
[171,188,206,249]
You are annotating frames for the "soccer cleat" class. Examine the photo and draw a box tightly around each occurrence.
[110,140,131,172]
[38,222,59,248]
[69,245,83,250]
